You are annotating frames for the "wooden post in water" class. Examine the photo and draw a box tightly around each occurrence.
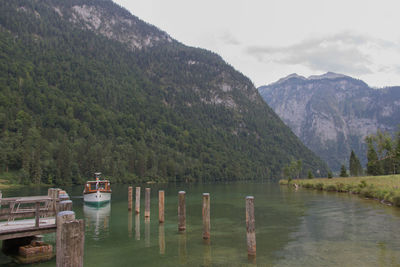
[58,200,73,213]
[145,188,150,218]
[128,186,133,211]
[158,190,165,223]
[246,196,256,257]
[202,193,210,240]
[56,211,84,267]
[48,188,60,213]
[135,187,140,214]
[178,191,186,232]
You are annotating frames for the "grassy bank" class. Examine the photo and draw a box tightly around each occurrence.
[280,174,400,207]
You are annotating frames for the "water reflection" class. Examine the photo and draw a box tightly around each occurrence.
[83,202,111,241]
[135,214,140,240]
[145,218,150,247]
[203,239,211,267]
[159,223,165,254]
[128,211,132,238]
[178,232,187,265]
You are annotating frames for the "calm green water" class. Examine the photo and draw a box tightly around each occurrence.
[1,182,400,266]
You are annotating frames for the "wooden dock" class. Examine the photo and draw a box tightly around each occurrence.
[0,188,70,241]
[0,188,85,266]
[0,218,56,240]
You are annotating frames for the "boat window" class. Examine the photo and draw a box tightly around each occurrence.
[90,183,97,190]
[98,183,106,189]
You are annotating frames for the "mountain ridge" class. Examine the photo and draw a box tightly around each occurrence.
[259,72,400,171]
[0,0,328,184]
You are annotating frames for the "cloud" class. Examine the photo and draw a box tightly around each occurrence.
[244,32,400,75]
[219,31,241,46]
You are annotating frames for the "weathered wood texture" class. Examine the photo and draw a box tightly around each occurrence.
[145,188,150,218]
[0,224,56,241]
[178,191,186,232]
[56,211,85,267]
[58,200,73,213]
[128,186,133,211]
[158,190,164,223]
[246,196,256,256]
[202,193,210,240]
[135,187,140,214]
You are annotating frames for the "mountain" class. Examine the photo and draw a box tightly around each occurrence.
[259,72,400,171]
[0,0,328,185]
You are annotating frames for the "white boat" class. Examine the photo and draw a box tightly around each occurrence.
[83,172,112,205]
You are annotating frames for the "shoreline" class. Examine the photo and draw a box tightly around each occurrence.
[280,174,400,208]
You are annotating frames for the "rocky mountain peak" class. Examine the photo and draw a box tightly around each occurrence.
[308,72,350,80]
[258,73,400,171]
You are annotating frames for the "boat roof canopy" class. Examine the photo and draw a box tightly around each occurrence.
[86,180,110,183]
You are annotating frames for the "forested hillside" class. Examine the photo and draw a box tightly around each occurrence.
[0,0,328,185]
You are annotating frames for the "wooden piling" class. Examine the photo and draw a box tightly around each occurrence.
[135,187,140,214]
[158,190,165,223]
[202,193,210,240]
[178,191,186,232]
[56,211,84,267]
[48,188,60,213]
[58,219,84,267]
[246,196,256,257]
[128,186,133,211]
[58,200,73,213]
[145,188,150,218]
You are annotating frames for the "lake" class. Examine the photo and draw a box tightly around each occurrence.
[1,182,400,266]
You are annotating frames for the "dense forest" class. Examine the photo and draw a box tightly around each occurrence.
[365,129,400,176]
[0,0,328,185]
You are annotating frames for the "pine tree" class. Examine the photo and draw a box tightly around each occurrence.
[366,136,383,175]
[340,164,348,177]
[349,150,363,176]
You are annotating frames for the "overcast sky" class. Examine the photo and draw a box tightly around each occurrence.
[113,0,400,88]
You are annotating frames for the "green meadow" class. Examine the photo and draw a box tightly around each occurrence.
[280,174,400,207]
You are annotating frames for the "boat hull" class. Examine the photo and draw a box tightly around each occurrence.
[84,191,111,204]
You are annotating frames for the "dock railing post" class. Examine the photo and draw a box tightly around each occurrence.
[246,196,256,257]
[178,191,186,232]
[202,193,210,240]
[35,201,40,228]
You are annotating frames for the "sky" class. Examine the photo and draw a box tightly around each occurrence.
[113,0,400,88]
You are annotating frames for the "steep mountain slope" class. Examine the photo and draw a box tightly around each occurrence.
[259,72,400,171]
[0,0,328,184]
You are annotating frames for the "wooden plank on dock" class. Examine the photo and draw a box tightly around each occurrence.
[0,218,56,240]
